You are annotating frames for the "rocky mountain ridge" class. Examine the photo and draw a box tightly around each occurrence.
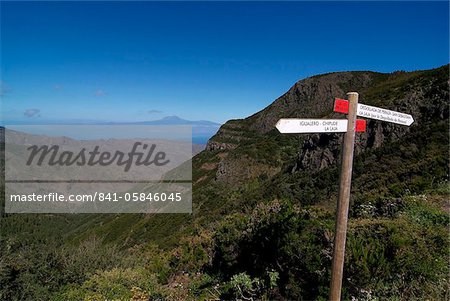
[201,65,448,186]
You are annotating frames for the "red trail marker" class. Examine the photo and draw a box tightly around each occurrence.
[355,119,366,132]
[334,98,349,114]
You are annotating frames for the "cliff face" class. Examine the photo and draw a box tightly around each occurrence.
[246,71,378,134]
[201,65,449,186]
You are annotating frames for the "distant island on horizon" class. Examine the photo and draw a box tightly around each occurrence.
[1,115,222,145]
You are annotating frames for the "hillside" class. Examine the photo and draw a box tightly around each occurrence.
[0,65,448,300]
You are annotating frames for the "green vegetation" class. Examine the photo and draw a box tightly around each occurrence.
[3,193,447,300]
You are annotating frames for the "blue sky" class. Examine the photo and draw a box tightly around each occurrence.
[1,1,448,124]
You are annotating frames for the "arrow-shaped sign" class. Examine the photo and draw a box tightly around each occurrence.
[334,98,414,126]
[276,119,366,134]
[357,103,414,126]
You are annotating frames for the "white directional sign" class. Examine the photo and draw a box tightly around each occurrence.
[276,119,348,133]
[334,98,414,126]
[356,103,414,126]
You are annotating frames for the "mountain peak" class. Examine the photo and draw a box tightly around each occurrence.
[161,115,184,121]
[143,116,221,126]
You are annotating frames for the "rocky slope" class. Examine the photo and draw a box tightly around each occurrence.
[201,65,448,186]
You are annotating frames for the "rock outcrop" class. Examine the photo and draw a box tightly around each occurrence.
[202,65,449,186]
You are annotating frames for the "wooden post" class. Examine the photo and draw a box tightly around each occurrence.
[275,91,413,299]
[329,92,358,301]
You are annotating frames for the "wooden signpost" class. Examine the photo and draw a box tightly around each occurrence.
[276,92,414,301]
